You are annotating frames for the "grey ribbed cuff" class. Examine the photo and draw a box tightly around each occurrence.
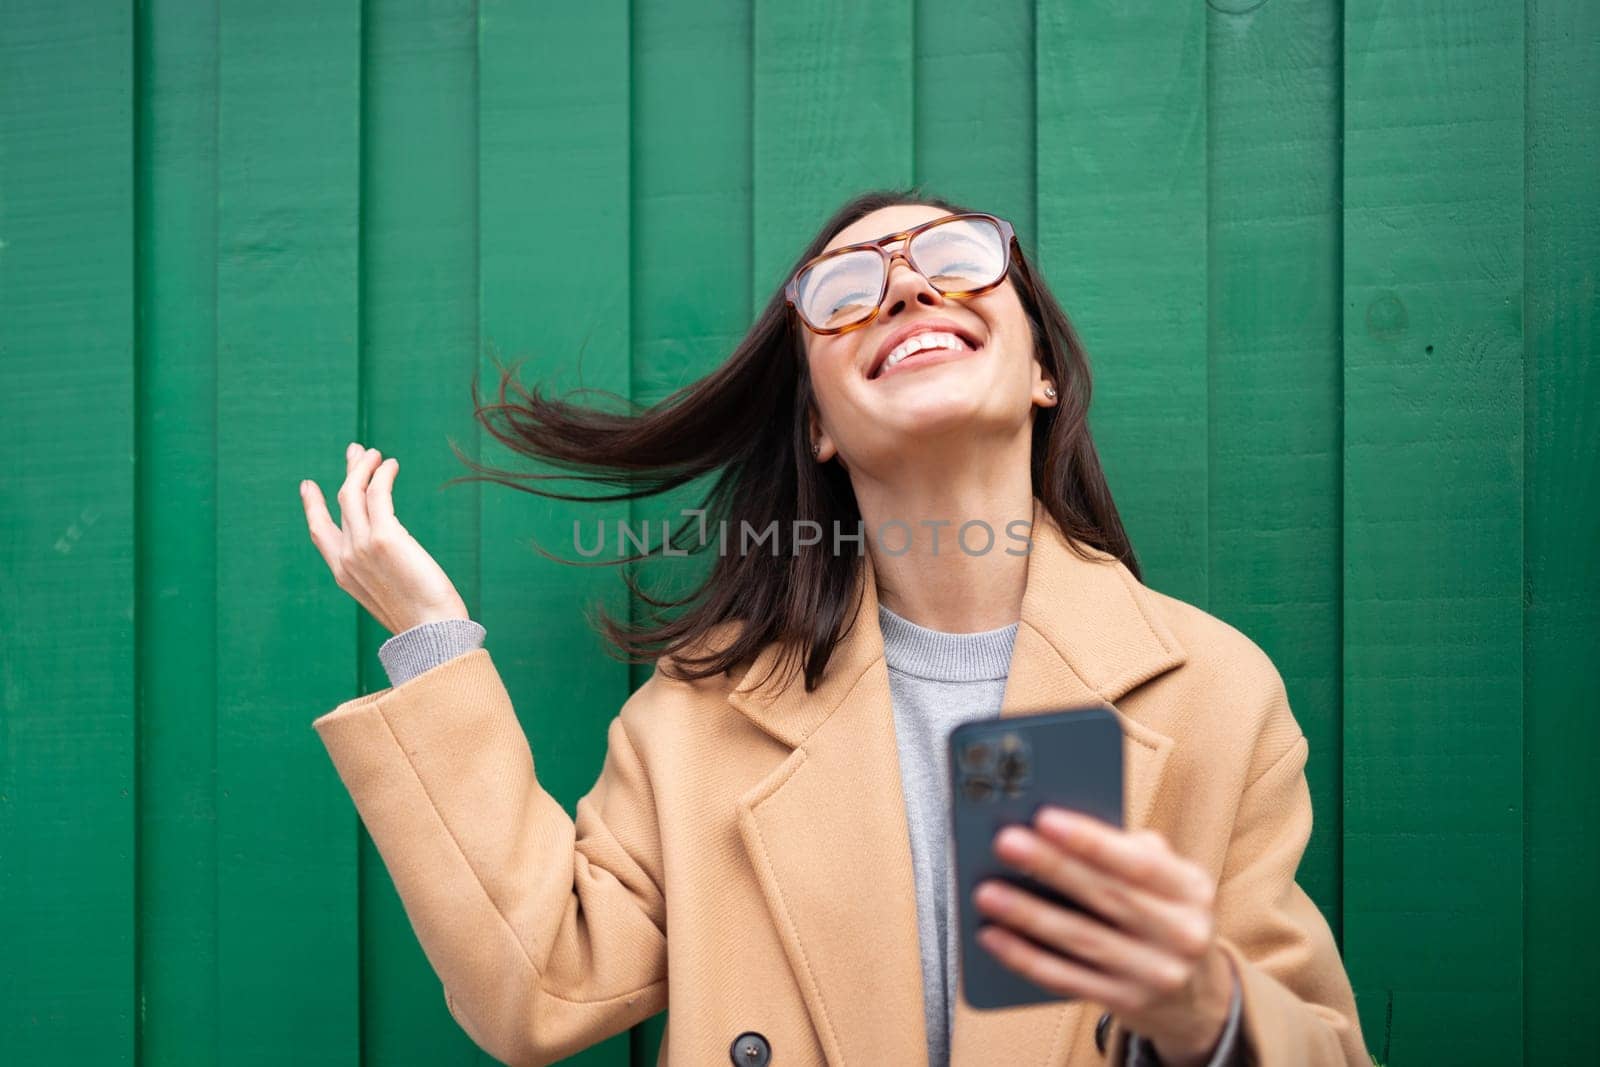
[378,618,487,687]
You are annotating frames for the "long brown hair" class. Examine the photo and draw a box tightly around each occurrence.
[446,188,1139,693]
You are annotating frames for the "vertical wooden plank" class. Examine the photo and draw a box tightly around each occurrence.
[1035,0,1209,606]
[628,0,754,665]
[359,0,482,1062]
[0,1,135,1061]
[1342,1,1524,1060]
[478,2,632,1064]
[629,2,754,1059]
[915,0,1034,239]
[1205,0,1344,931]
[216,1,362,1063]
[1524,0,1600,1061]
[752,0,913,294]
[136,0,221,1060]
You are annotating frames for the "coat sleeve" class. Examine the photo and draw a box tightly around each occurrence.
[1206,686,1371,1065]
[310,648,668,1067]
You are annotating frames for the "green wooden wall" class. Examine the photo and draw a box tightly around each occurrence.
[2,1,1595,1064]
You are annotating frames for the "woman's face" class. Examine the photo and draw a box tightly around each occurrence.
[801,204,1056,475]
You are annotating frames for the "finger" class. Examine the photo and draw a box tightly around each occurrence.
[368,457,399,526]
[975,923,1140,1012]
[993,827,1213,958]
[300,479,345,573]
[339,447,384,543]
[974,879,1191,993]
[1035,808,1212,903]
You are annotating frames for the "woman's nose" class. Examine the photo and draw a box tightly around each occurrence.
[881,251,944,315]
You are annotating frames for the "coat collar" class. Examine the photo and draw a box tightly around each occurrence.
[730,498,1187,1065]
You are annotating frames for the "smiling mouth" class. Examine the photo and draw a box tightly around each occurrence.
[869,333,981,380]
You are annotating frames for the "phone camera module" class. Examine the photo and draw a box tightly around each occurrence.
[958,732,1034,804]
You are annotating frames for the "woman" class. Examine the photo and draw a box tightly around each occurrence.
[300,190,1369,1066]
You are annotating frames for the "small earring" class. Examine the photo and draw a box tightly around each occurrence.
[1043,384,1057,400]
[811,444,820,456]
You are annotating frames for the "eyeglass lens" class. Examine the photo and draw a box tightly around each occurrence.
[794,216,1007,331]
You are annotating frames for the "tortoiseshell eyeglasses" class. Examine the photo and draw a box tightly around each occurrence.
[784,212,1017,335]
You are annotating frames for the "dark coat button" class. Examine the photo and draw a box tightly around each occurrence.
[730,1031,771,1067]
[1095,1010,1112,1054]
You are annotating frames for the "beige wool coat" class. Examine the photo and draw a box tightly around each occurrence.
[312,499,1370,1066]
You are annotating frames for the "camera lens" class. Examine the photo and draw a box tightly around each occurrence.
[963,776,996,802]
[960,741,995,773]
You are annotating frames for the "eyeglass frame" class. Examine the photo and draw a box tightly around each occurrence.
[783,211,1019,336]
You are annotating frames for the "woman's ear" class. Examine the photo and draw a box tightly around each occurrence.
[807,407,838,464]
[1029,357,1059,407]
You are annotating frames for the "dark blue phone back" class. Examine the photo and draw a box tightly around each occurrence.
[947,705,1124,1011]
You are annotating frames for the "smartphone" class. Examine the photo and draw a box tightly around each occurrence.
[948,705,1124,1011]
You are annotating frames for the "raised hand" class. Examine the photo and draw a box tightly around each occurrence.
[299,441,470,637]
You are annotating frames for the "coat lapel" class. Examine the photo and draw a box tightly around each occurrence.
[731,499,1186,1065]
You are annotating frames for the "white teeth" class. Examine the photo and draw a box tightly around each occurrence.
[880,331,966,374]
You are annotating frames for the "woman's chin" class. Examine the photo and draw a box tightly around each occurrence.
[866,381,1002,428]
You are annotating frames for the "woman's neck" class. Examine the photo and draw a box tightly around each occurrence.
[856,471,1036,635]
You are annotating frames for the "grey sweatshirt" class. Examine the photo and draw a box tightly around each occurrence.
[377,611,1242,1066]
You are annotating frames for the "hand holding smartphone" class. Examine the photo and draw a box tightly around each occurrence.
[948,705,1124,1011]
